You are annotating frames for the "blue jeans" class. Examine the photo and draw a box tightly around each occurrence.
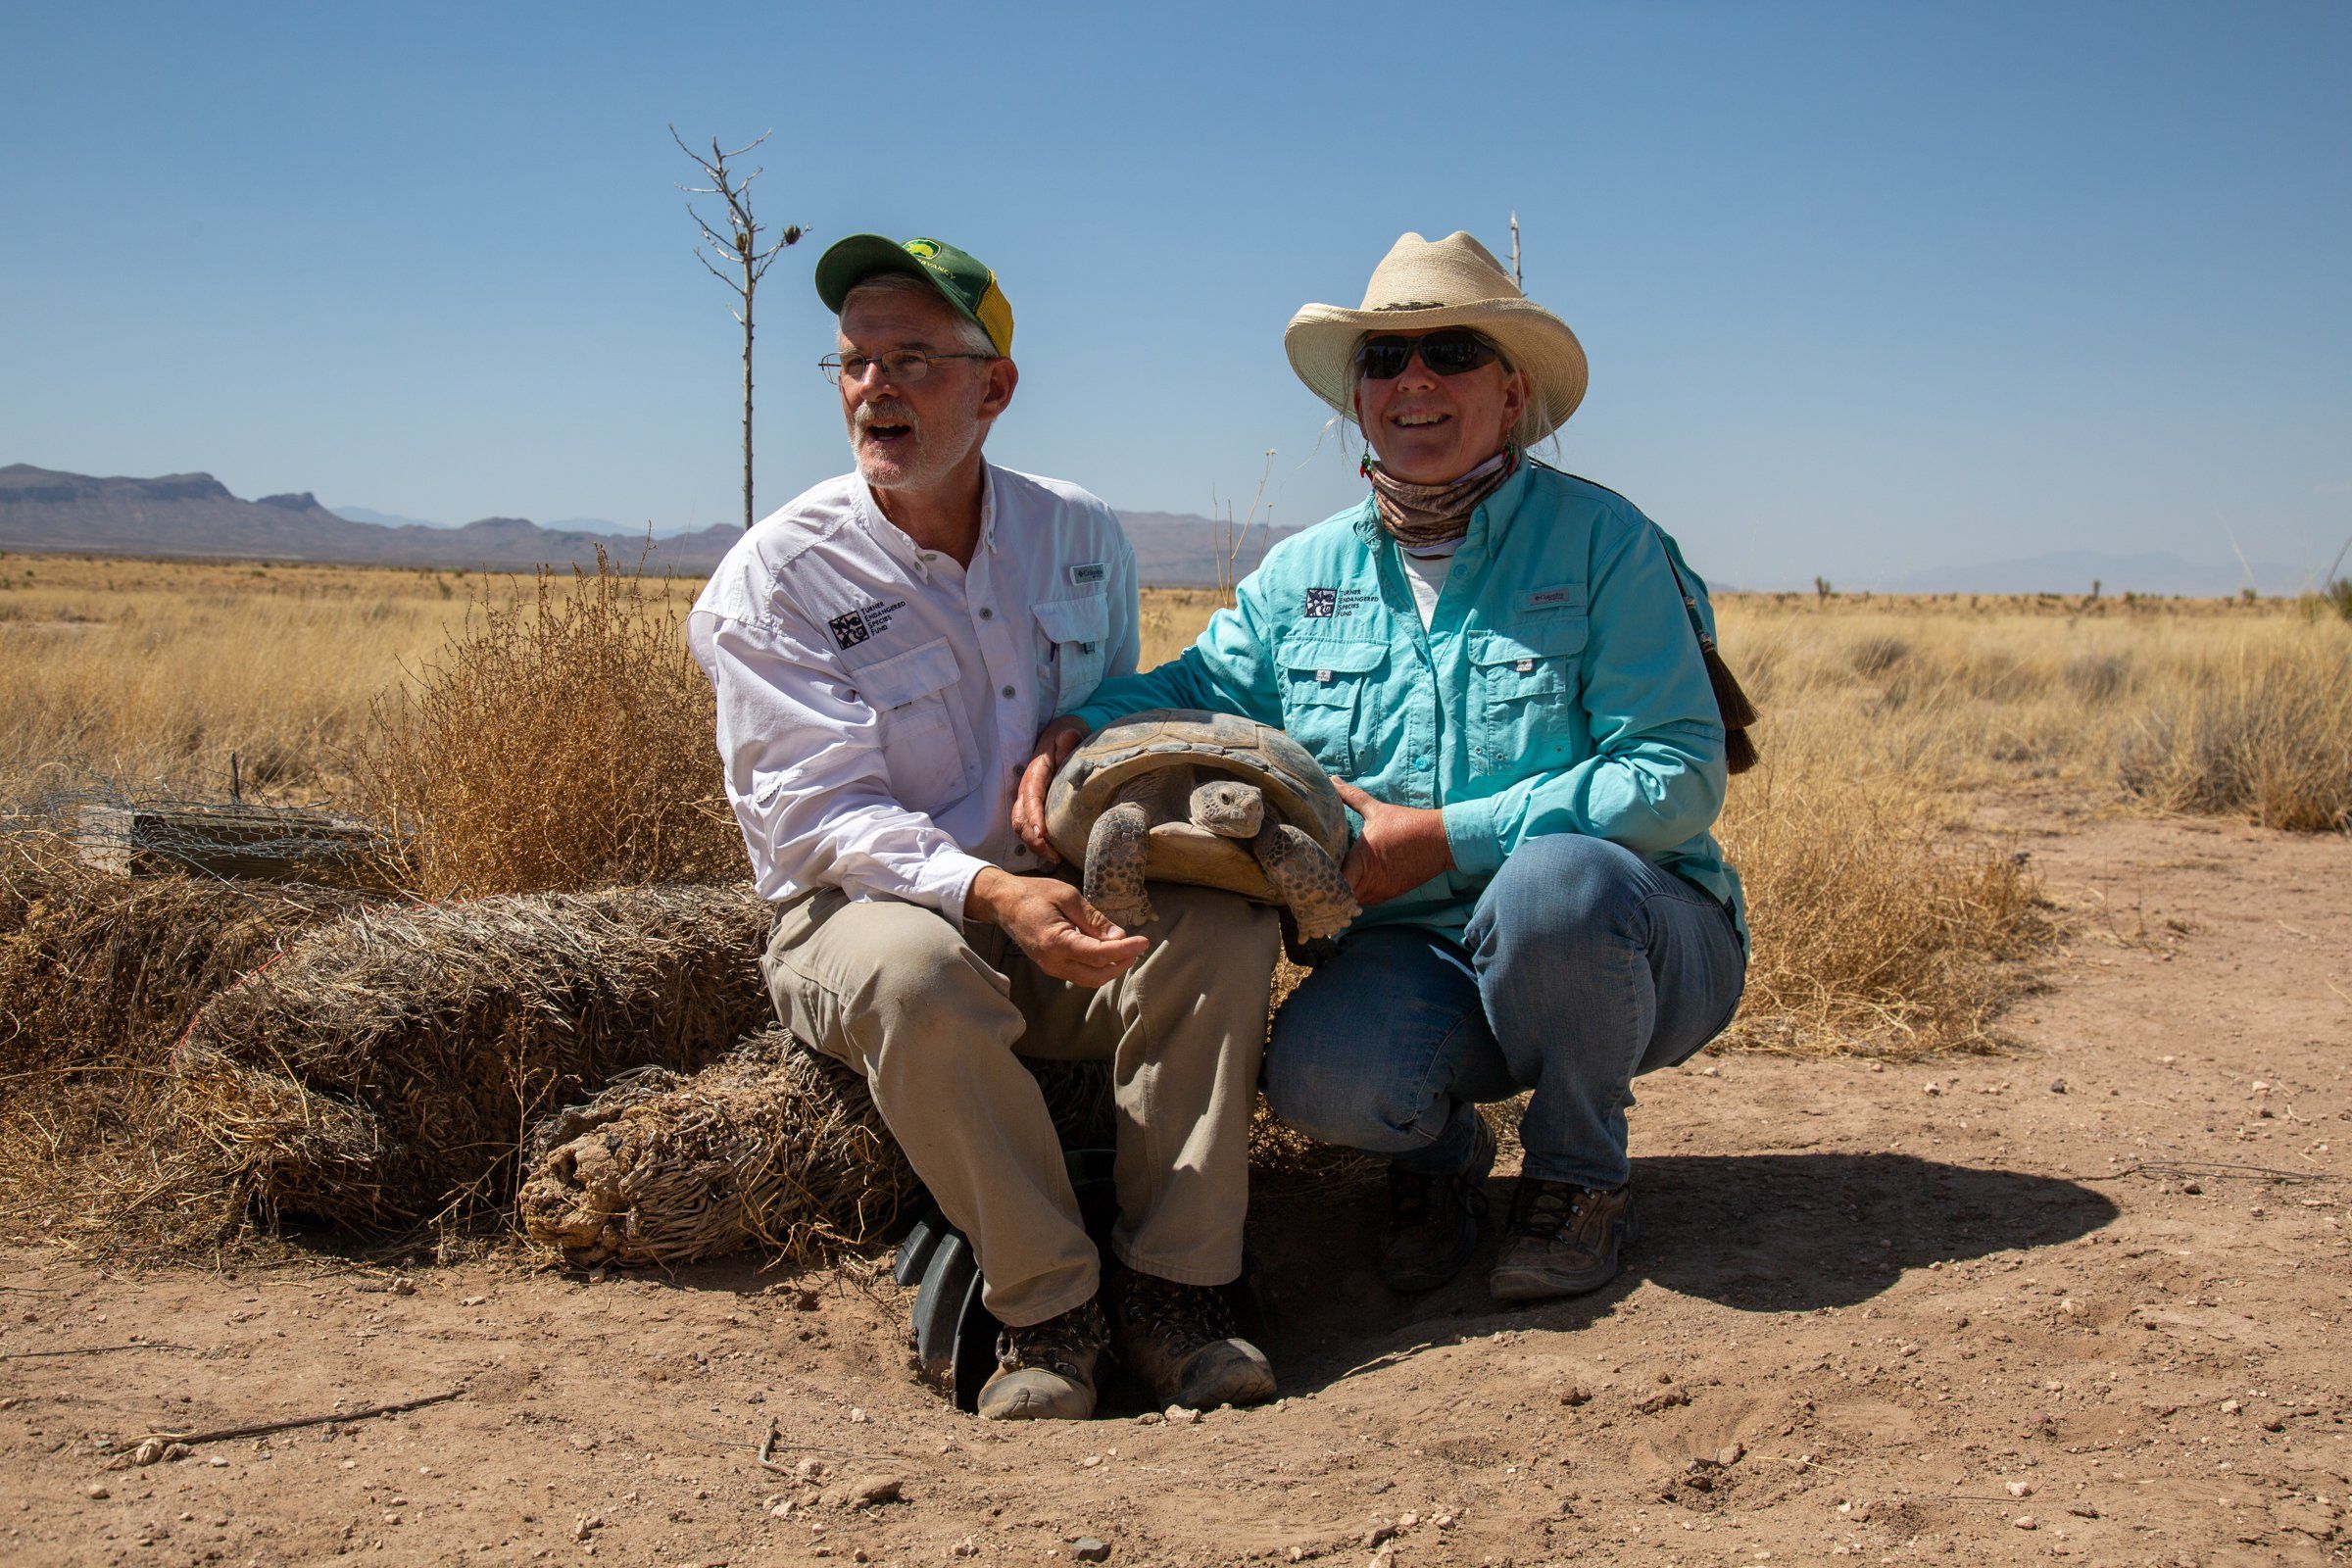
[1266,834,1747,1190]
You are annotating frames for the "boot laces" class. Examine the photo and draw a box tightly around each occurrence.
[1121,1274,1236,1358]
[997,1298,1104,1378]
[1509,1177,1592,1240]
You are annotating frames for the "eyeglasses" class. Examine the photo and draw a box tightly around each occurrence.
[1352,328,1503,381]
[819,349,998,387]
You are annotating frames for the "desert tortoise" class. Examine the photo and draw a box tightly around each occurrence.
[1045,709,1360,944]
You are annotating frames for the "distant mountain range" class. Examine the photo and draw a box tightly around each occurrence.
[329,502,701,538]
[2,465,2328,597]
[0,466,737,575]
[0,464,1290,587]
[1874,550,2310,599]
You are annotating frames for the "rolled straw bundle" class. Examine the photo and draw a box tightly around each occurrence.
[172,883,774,1230]
[517,1027,1115,1268]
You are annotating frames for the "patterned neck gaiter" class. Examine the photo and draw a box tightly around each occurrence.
[1365,451,1518,549]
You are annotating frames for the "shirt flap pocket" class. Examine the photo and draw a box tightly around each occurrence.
[853,636,960,709]
[1277,638,1385,707]
[1032,594,1109,646]
[1471,616,1588,667]
[1275,639,1387,675]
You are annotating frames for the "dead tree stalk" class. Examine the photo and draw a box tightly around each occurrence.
[672,126,804,530]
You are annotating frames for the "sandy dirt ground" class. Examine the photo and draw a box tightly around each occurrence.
[3,800,2348,1567]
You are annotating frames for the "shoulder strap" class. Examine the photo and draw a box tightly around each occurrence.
[1646,521,1760,775]
[1527,462,1758,772]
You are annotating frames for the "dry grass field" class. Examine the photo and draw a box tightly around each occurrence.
[6,550,2346,1053]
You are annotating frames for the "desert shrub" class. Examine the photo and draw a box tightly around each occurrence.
[2116,638,2352,832]
[1715,762,2050,1056]
[2326,578,2352,624]
[0,833,358,1083]
[0,832,364,1250]
[2062,651,2132,704]
[360,549,742,898]
[1848,634,1910,678]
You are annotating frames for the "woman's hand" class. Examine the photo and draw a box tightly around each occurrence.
[1012,716,1092,863]
[1333,779,1454,906]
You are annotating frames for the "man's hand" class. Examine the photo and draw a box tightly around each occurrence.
[1333,779,1455,907]
[967,866,1146,987]
[1011,716,1092,864]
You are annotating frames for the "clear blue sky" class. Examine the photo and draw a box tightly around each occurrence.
[3,1,2347,587]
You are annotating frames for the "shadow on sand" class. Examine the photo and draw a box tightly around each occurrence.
[1249,1151,2120,1393]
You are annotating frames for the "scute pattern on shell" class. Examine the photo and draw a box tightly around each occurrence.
[1048,709,1347,859]
[1045,709,1354,923]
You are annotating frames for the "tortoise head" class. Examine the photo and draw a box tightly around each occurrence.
[1188,778,1264,839]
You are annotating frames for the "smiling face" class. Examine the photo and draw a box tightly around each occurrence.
[1352,329,1530,484]
[836,284,1015,498]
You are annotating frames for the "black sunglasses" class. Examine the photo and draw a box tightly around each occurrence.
[1353,328,1503,381]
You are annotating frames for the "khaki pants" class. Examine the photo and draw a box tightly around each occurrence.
[762,883,1278,1326]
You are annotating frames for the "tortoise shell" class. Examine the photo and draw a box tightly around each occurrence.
[1044,709,1350,905]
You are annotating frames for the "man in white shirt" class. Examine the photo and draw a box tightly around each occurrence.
[688,235,1280,1422]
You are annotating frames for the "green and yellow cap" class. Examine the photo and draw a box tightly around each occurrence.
[813,234,1013,357]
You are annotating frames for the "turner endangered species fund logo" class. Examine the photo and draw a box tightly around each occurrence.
[1302,586,1374,618]
[827,598,908,650]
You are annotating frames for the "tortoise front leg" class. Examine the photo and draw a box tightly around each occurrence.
[1083,784,1157,930]
[1247,821,1359,943]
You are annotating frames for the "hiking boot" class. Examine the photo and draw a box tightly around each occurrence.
[1381,1113,1496,1294]
[1489,1177,1637,1303]
[977,1297,1106,1421]
[1112,1270,1276,1410]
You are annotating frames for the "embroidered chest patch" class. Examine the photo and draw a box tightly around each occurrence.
[1302,585,1374,619]
[827,599,907,650]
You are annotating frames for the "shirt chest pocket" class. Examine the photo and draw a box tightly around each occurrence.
[1275,638,1386,775]
[1033,594,1110,718]
[852,637,981,814]
[1471,613,1589,771]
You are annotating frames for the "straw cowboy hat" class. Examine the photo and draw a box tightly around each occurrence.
[1284,230,1589,442]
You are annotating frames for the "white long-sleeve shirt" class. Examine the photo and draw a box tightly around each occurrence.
[686,464,1140,926]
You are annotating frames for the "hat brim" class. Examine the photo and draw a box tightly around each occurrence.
[1283,300,1590,442]
[813,233,999,349]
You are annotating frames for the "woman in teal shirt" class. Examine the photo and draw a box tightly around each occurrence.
[1017,231,1747,1303]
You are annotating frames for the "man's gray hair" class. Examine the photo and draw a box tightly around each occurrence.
[838,272,999,357]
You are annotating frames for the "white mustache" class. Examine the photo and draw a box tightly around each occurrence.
[855,401,918,436]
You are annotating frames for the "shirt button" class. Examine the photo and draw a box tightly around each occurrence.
[978,607,994,619]
[1001,685,1017,700]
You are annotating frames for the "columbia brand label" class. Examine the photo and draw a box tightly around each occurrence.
[1523,585,1581,612]
[1068,562,1107,585]
[826,598,908,649]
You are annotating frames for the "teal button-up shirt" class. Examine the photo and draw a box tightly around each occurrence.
[1068,461,1747,953]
